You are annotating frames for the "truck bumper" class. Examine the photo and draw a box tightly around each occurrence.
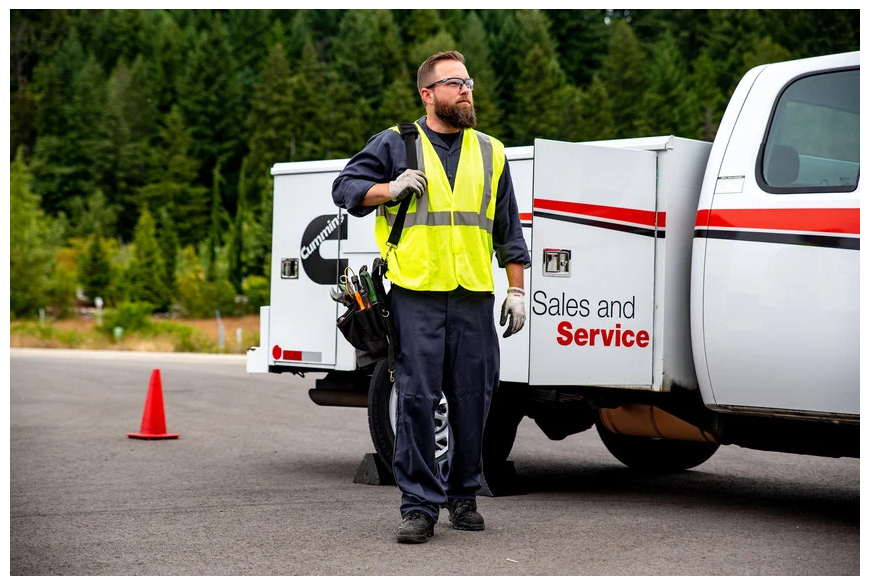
[246,306,270,373]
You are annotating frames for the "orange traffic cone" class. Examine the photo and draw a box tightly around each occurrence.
[128,369,180,440]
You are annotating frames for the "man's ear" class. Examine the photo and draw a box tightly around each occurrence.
[420,88,433,106]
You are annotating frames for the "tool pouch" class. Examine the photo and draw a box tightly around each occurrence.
[336,301,392,359]
[335,256,398,378]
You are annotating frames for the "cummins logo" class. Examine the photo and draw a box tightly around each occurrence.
[300,214,348,285]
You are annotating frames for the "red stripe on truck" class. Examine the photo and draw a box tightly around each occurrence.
[696,208,860,235]
[534,198,661,228]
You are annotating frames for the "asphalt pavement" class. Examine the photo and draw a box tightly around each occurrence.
[8,348,861,576]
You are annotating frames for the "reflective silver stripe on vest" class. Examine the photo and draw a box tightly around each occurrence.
[475,131,494,232]
[383,210,492,231]
[383,209,452,227]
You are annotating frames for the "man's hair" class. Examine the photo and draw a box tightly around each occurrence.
[417,50,465,92]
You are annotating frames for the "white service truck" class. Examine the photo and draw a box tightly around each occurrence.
[247,51,860,492]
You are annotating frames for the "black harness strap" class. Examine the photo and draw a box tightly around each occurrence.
[387,122,420,249]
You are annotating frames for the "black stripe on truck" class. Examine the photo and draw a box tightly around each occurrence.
[534,210,665,238]
[694,229,860,250]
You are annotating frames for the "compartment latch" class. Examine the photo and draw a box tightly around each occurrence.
[280,258,299,279]
[543,248,571,277]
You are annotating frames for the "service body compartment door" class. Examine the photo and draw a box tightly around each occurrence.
[529,139,657,387]
[269,169,344,367]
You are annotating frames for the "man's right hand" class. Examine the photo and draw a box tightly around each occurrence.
[388,169,428,201]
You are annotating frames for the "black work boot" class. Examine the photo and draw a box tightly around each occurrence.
[447,499,484,531]
[396,510,436,544]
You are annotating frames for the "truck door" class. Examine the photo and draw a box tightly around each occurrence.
[529,139,657,387]
[699,64,860,415]
[268,168,344,368]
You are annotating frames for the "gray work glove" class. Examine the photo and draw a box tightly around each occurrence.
[499,287,526,338]
[389,169,427,201]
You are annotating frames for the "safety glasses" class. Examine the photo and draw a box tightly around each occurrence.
[425,77,474,92]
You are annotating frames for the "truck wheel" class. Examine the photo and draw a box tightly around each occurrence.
[367,359,451,474]
[482,384,525,468]
[595,418,719,472]
[479,384,526,496]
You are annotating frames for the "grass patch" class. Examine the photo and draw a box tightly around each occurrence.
[10,316,255,354]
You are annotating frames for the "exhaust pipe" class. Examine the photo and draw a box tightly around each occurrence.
[308,388,368,408]
[599,404,716,443]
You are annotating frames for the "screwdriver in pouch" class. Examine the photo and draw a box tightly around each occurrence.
[349,275,368,310]
[360,266,378,304]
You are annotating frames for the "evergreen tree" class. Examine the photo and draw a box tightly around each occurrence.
[286,10,313,63]
[176,14,246,197]
[31,29,84,139]
[157,207,180,302]
[491,10,557,112]
[689,53,724,141]
[32,53,108,216]
[79,234,113,302]
[228,174,245,292]
[140,10,185,112]
[227,9,274,100]
[288,42,334,160]
[546,9,611,87]
[126,207,169,311]
[67,189,119,240]
[742,36,792,71]
[579,75,617,141]
[331,10,389,134]
[245,42,294,207]
[91,9,147,73]
[323,66,367,159]
[776,9,859,58]
[377,74,422,129]
[510,44,568,145]
[601,19,647,138]
[373,10,406,80]
[403,9,444,45]
[10,148,58,317]
[459,12,503,138]
[408,31,459,81]
[701,10,767,97]
[11,81,39,160]
[101,56,161,237]
[637,34,695,137]
[138,106,209,246]
[207,161,228,281]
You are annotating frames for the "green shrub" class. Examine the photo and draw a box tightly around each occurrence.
[152,320,212,352]
[242,275,270,313]
[175,276,237,318]
[96,302,155,336]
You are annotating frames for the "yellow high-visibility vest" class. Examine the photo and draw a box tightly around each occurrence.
[375,122,506,292]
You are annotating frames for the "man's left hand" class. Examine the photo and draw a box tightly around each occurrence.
[499,287,526,338]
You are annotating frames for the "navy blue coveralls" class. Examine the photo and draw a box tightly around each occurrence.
[332,117,531,521]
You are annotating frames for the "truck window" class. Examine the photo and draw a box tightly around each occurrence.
[758,68,860,194]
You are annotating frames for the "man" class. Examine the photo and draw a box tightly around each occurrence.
[332,51,530,544]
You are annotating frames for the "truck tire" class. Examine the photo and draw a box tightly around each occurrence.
[595,417,719,472]
[479,384,526,496]
[482,384,525,468]
[367,359,451,475]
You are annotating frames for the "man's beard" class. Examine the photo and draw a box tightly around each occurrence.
[434,95,477,129]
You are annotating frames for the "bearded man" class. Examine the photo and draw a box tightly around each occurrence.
[332,51,530,544]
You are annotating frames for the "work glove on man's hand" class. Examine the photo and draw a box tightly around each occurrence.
[388,169,428,202]
[500,287,526,338]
